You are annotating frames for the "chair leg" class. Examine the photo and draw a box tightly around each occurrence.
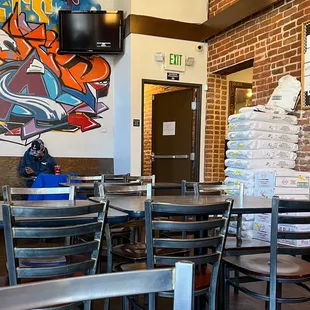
[233,271,239,295]
[224,265,230,310]
[148,293,155,310]
[276,283,282,310]
[104,224,112,310]
[265,282,269,310]
[84,300,91,310]
[266,282,282,310]
[122,296,130,310]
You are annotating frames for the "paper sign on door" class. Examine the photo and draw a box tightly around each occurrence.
[163,121,176,136]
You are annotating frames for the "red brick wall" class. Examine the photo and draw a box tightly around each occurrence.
[143,85,189,176]
[209,0,239,18]
[206,0,310,181]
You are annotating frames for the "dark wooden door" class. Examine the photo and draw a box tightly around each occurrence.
[152,89,195,183]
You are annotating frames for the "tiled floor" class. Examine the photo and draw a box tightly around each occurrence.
[1,232,309,309]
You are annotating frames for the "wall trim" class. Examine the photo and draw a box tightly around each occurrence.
[124,0,281,42]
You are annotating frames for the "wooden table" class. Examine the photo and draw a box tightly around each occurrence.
[90,195,272,217]
[0,200,128,229]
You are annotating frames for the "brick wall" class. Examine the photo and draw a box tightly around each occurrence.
[143,85,189,176]
[206,0,310,181]
[209,0,239,18]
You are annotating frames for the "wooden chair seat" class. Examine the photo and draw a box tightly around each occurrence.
[112,242,189,261]
[224,253,310,280]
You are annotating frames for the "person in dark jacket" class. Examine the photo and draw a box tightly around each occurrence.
[18,139,57,187]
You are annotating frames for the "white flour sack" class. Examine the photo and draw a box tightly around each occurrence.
[226,149,297,160]
[228,111,298,125]
[227,140,298,151]
[267,75,301,112]
[227,121,300,135]
[227,130,298,143]
[225,159,295,169]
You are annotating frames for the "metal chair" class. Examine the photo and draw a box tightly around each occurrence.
[128,174,156,185]
[223,197,310,310]
[67,175,101,184]
[0,261,194,310]
[181,180,223,196]
[101,173,130,183]
[2,199,108,310]
[181,180,244,196]
[121,198,233,310]
[2,185,75,201]
[96,183,152,272]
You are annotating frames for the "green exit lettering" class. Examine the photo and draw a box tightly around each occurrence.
[169,54,183,66]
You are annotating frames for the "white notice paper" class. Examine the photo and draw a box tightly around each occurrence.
[163,121,176,136]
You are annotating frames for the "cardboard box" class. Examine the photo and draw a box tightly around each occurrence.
[253,230,270,242]
[254,187,274,198]
[278,195,309,200]
[253,221,310,247]
[255,212,310,224]
[255,171,275,188]
[275,176,309,188]
[274,187,309,195]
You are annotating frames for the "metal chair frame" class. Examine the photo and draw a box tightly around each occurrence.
[0,261,194,310]
[224,197,310,310]
[128,175,156,185]
[145,198,233,310]
[2,185,75,201]
[2,200,108,310]
[181,180,243,197]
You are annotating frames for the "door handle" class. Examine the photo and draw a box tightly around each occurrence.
[151,153,188,162]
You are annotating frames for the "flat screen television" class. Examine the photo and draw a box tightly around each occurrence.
[58,10,123,55]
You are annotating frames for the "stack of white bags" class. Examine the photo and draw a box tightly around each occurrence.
[225,75,304,241]
[225,111,300,197]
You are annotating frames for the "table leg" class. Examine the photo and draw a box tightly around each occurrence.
[236,214,242,248]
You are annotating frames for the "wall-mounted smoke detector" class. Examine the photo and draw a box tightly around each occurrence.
[155,52,165,62]
[186,57,195,66]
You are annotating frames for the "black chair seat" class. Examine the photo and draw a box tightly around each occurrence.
[224,253,310,280]
[112,242,189,261]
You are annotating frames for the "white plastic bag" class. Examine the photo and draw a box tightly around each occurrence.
[267,75,301,112]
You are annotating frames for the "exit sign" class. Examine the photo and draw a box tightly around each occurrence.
[164,52,186,72]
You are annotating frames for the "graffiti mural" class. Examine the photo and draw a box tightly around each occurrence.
[0,1,112,145]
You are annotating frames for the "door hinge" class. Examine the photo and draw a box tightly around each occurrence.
[190,153,195,161]
[152,95,155,101]
[191,102,197,110]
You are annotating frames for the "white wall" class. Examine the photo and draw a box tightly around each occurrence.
[113,37,132,173]
[131,0,207,23]
[128,34,207,179]
[113,0,131,16]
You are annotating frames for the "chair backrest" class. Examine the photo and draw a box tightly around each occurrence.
[269,197,310,309]
[101,173,130,183]
[96,182,152,198]
[181,181,244,197]
[0,261,194,310]
[2,185,75,201]
[67,175,101,184]
[2,200,108,286]
[128,175,156,185]
[145,198,233,307]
